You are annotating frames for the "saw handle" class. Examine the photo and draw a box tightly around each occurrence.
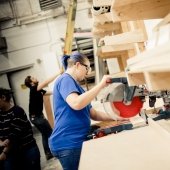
[106,77,128,84]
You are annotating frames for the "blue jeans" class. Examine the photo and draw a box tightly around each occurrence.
[19,145,41,170]
[30,114,52,155]
[2,145,41,170]
[52,148,81,170]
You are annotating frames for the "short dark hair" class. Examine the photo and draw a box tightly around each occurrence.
[24,76,32,88]
[0,87,13,102]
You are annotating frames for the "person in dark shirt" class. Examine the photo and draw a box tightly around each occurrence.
[0,87,41,170]
[24,71,62,160]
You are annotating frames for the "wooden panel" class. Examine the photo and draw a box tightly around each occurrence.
[126,68,170,91]
[126,71,146,86]
[145,70,170,91]
[43,95,54,128]
[112,0,170,22]
[79,119,170,170]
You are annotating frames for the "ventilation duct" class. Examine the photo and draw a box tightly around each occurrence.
[39,0,62,11]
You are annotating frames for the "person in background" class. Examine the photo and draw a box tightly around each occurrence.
[24,71,62,160]
[49,52,117,170]
[0,87,41,170]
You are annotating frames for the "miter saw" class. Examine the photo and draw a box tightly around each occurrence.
[87,77,170,140]
[102,77,170,120]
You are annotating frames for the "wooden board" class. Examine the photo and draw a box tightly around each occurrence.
[101,44,135,53]
[93,12,113,24]
[43,95,54,128]
[153,13,170,31]
[79,119,170,170]
[92,22,121,38]
[112,0,170,22]
[127,41,170,68]
[97,48,127,59]
[100,30,146,46]
[93,0,112,6]
[126,68,170,91]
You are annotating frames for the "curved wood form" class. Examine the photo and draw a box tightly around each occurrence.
[126,41,170,91]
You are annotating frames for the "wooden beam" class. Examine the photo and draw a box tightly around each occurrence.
[126,66,170,90]
[92,30,113,38]
[117,57,125,71]
[93,12,112,24]
[92,22,122,38]
[93,22,121,32]
[145,70,170,91]
[101,43,135,52]
[110,71,126,77]
[93,0,112,6]
[100,30,146,46]
[153,13,170,31]
[126,71,146,86]
[97,48,127,59]
[112,0,170,22]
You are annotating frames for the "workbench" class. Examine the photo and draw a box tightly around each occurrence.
[79,119,170,170]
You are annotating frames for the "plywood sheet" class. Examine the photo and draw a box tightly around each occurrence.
[79,119,170,170]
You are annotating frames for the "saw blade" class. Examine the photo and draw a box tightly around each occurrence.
[112,96,143,118]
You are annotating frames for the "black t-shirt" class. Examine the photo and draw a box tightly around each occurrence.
[29,85,46,116]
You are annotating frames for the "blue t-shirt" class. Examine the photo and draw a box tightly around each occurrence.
[49,73,92,152]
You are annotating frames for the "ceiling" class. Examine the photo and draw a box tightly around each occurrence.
[0,0,91,25]
[0,0,63,23]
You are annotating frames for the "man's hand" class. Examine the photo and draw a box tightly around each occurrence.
[0,139,10,147]
[0,152,7,161]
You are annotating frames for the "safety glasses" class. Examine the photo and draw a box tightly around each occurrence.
[80,63,91,73]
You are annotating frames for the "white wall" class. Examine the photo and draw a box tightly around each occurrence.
[0,9,93,116]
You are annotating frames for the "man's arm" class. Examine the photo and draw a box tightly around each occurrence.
[37,69,63,91]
